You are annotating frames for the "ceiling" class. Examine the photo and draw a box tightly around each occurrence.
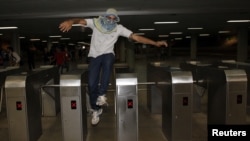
[0,0,250,45]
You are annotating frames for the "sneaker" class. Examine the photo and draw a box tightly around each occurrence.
[96,95,108,106]
[91,108,103,125]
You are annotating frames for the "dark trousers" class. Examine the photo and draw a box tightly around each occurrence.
[88,53,115,110]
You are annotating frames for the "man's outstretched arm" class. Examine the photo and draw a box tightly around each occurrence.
[130,33,168,47]
[59,18,87,32]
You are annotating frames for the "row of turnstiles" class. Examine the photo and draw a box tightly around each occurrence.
[0,60,250,141]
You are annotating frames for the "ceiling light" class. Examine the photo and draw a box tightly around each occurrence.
[49,35,62,38]
[218,31,230,33]
[175,38,183,40]
[19,36,26,39]
[138,29,155,31]
[227,20,250,23]
[30,39,40,41]
[154,21,179,24]
[186,36,191,38]
[0,33,3,35]
[158,35,169,37]
[170,32,182,35]
[78,41,90,45]
[0,26,18,29]
[42,40,47,42]
[187,27,203,30]
[134,33,145,35]
[199,34,210,36]
[68,43,75,46]
[60,38,70,40]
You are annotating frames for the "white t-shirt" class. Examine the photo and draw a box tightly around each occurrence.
[85,19,133,58]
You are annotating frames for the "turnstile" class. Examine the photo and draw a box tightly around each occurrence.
[207,68,247,125]
[0,66,23,112]
[40,65,60,116]
[215,60,250,115]
[116,73,138,141]
[60,71,87,141]
[162,71,193,141]
[5,66,59,141]
[147,61,181,114]
[179,61,212,113]
[147,62,169,114]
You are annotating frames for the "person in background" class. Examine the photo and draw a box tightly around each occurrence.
[27,44,36,70]
[59,8,168,125]
[63,47,71,72]
[7,47,21,66]
[0,40,11,67]
[53,46,66,74]
[43,47,53,65]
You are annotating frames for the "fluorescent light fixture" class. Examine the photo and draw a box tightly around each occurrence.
[68,43,75,46]
[170,32,182,35]
[199,34,210,36]
[218,31,230,33]
[52,41,59,44]
[154,21,179,24]
[158,35,169,37]
[187,27,203,30]
[138,28,155,31]
[72,24,83,26]
[227,20,250,23]
[78,41,90,45]
[0,26,18,29]
[174,38,183,40]
[186,36,191,38]
[0,33,3,35]
[134,33,145,35]
[60,38,70,40]
[42,40,47,42]
[30,39,40,41]
[19,36,26,39]
[49,35,62,38]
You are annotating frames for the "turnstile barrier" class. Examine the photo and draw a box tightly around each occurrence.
[116,73,138,141]
[147,62,181,114]
[0,67,23,112]
[162,71,193,141]
[5,66,59,141]
[215,60,250,115]
[207,68,247,125]
[179,61,212,113]
[60,72,87,141]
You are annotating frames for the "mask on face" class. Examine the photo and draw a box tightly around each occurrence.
[94,16,117,33]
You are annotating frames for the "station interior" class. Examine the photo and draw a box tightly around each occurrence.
[1,1,250,141]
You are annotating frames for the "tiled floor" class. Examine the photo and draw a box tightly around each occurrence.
[0,55,249,141]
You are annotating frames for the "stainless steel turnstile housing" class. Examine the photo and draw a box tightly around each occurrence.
[216,60,250,115]
[5,67,59,141]
[60,71,87,141]
[0,67,23,112]
[162,71,193,141]
[116,73,138,141]
[207,68,247,125]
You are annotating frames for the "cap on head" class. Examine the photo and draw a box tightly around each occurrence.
[104,8,120,22]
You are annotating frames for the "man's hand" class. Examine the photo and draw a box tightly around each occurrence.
[155,41,168,47]
[59,20,73,32]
